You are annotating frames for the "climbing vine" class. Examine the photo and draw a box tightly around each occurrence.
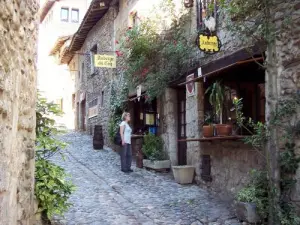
[233,95,300,224]
[35,94,75,220]
[217,0,300,223]
[118,0,195,100]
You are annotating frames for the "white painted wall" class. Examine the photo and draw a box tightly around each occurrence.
[37,0,91,129]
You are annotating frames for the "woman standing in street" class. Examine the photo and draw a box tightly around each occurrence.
[120,112,133,173]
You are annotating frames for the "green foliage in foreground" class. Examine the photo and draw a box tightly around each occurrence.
[35,94,75,219]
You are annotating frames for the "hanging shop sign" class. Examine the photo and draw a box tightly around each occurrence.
[94,54,116,68]
[186,74,195,97]
[198,34,220,53]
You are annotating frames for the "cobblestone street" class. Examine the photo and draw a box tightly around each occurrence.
[51,132,242,225]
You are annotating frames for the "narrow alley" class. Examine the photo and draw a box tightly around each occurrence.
[51,132,241,225]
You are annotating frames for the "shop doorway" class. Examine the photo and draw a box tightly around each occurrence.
[177,88,187,165]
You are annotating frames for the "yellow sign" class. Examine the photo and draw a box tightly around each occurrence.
[94,54,116,68]
[198,34,220,53]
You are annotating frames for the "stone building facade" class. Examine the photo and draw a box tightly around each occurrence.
[0,0,38,224]
[58,0,300,208]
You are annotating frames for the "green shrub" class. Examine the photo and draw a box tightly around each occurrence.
[142,133,165,161]
[236,170,269,219]
[35,94,75,219]
[35,159,75,218]
[108,114,122,143]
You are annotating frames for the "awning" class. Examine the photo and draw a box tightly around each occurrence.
[178,57,264,86]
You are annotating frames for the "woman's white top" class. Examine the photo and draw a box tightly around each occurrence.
[120,121,132,144]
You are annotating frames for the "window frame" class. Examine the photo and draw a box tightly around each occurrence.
[90,45,97,76]
[88,98,98,118]
[71,8,79,23]
[61,7,69,22]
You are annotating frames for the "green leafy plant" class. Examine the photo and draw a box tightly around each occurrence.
[234,96,300,224]
[119,0,195,100]
[142,133,165,161]
[35,159,75,219]
[35,94,75,219]
[205,81,230,124]
[237,169,269,220]
[204,112,214,125]
[108,113,122,143]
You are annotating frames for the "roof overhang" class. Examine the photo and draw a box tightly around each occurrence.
[39,0,58,23]
[68,0,114,54]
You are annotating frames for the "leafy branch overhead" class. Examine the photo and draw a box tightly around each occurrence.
[118,0,195,100]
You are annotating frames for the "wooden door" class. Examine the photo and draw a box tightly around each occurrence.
[177,89,187,165]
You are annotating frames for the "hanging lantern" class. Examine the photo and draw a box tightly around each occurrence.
[184,0,194,8]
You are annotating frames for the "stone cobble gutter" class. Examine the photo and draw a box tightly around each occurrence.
[51,132,242,225]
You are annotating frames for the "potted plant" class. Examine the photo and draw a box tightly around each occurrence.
[142,133,171,171]
[205,81,232,136]
[202,112,214,137]
[234,170,266,223]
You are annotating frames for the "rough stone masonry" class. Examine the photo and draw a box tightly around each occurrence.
[0,1,38,224]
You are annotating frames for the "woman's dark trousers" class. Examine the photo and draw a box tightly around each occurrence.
[121,144,132,171]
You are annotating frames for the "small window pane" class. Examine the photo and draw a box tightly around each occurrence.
[71,9,79,23]
[61,8,69,22]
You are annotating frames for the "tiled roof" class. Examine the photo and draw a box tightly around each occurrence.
[39,0,58,23]
[68,0,113,53]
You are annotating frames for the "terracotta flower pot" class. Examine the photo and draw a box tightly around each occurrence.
[215,124,232,136]
[203,125,214,137]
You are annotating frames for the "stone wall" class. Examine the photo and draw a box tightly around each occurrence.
[197,142,264,200]
[273,2,300,211]
[78,8,117,145]
[0,0,38,224]
[160,88,178,165]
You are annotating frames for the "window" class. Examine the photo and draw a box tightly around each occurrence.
[88,98,98,108]
[56,98,63,111]
[101,91,104,107]
[128,11,139,28]
[88,98,98,118]
[90,45,97,75]
[61,7,69,22]
[72,94,75,109]
[198,0,217,29]
[71,9,79,23]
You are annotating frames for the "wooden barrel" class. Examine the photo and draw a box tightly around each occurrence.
[93,134,103,141]
[94,125,102,132]
[93,139,104,150]
[93,125,103,141]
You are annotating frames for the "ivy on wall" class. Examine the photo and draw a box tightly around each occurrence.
[234,96,300,224]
